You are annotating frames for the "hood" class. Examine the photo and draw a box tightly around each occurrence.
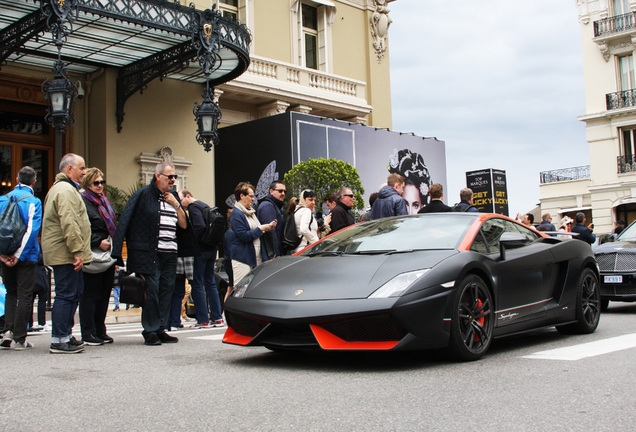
[244,250,458,301]
[378,185,398,199]
[595,239,636,254]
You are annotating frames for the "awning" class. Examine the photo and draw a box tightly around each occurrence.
[0,0,251,131]
[558,206,592,214]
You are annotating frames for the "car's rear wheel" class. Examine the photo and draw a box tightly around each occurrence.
[556,268,600,334]
[446,275,494,361]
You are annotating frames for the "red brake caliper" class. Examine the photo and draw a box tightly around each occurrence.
[474,299,484,342]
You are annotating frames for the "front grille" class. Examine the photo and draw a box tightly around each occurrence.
[596,252,636,271]
[601,285,636,296]
[319,314,407,342]
[226,312,268,337]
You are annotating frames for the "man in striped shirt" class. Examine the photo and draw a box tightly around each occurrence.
[113,162,189,346]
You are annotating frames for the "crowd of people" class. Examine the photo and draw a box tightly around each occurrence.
[0,153,611,353]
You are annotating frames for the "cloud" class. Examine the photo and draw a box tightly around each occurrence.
[388,1,588,214]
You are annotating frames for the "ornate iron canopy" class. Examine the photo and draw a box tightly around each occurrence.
[0,0,251,132]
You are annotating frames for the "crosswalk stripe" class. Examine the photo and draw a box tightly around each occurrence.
[522,333,636,361]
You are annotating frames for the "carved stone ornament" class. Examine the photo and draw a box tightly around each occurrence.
[136,146,193,190]
[370,0,396,62]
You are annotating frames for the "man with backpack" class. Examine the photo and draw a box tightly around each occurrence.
[256,181,286,258]
[0,166,42,350]
[179,190,224,328]
[453,188,479,212]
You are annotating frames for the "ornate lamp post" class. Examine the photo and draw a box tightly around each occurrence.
[41,0,79,135]
[192,6,223,152]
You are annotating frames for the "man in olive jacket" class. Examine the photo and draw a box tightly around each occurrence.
[42,153,92,354]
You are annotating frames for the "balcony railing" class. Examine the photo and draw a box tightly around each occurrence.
[540,166,591,184]
[606,89,636,110]
[617,155,636,173]
[594,12,636,37]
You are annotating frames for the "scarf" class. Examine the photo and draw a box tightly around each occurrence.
[235,201,262,265]
[82,189,117,238]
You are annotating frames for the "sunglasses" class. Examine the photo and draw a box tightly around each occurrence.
[92,180,106,186]
[274,189,286,193]
[160,173,178,180]
[342,194,354,198]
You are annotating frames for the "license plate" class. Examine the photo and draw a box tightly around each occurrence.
[604,275,623,284]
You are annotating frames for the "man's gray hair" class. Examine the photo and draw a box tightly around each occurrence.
[59,153,79,172]
[336,187,351,201]
[155,162,175,175]
[18,166,36,185]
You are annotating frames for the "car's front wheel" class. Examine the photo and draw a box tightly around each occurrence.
[556,268,601,334]
[446,275,494,361]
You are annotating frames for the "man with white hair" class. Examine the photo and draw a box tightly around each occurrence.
[113,162,194,346]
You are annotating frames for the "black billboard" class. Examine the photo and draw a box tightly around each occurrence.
[465,168,508,216]
[215,112,447,215]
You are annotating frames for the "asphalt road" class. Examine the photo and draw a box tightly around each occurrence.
[2,303,636,432]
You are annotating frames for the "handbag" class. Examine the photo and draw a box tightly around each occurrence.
[119,272,146,306]
[83,236,116,274]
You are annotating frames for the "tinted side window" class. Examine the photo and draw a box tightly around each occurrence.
[470,231,489,254]
[506,220,541,241]
[478,218,506,254]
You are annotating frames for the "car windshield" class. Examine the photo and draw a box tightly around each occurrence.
[302,214,476,256]
[618,221,636,241]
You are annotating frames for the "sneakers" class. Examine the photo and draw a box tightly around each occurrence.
[0,331,13,349]
[13,341,34,350]
[144,333,162,346]
[50,342,85,354]
[212,318,225,327]
[68,336,86,347]
[113,306,120,312]
[28,324,42,332]
[189,322,212,329]
[98,334,114,344]
[157,331,178,343]
[41,324,52,332]
[82,335,105,346]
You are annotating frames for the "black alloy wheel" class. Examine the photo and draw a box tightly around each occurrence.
[557,268,601,334]
[447,275,494,361]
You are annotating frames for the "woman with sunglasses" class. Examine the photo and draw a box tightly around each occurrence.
[79,168,118,345]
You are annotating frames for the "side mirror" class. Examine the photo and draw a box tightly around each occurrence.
[500,232,530,260]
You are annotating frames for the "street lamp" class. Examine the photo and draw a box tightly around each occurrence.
[193,84,221,152]
[42,60,78,134]
[41,0,79,135]
[192,6,224,151]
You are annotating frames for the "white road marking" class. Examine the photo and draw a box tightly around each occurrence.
[189,334,224,341]
[523,333,636,361]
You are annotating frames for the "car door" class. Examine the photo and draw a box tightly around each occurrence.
[472,218,556,326]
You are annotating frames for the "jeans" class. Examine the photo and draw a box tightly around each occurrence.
[191,249,222,323]
[141,252,177,334]
[1,260,36,344]
[80,264,115,339]
[168,274,186,329]
[51,264,84,343]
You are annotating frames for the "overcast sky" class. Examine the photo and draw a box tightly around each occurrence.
[388,1,588,216]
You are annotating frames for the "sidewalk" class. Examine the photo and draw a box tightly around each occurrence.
[105,305,141,325]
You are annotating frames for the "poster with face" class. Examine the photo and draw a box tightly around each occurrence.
[215,112,447,215]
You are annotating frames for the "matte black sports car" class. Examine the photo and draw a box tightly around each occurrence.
[223,213,600,361]
[594,220,636,310]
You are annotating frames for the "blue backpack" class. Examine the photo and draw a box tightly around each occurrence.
[0,193,32,255]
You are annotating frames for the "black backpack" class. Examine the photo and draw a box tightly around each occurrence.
[282,209,313,251]
[191,203,225,247]
[0,193,33,255]
[453,203,477,212]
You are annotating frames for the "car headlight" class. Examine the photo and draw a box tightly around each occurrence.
[368,269,429,298]
[232,274,255,298]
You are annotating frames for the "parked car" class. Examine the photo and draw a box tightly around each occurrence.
[223,213,600,361]
[594,220,636,310]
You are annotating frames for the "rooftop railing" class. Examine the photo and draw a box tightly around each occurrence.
[540,166,591,184]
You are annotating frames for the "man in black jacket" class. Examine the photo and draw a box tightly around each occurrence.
[256,181,286,257]
[329,187,356,232]
[418,184,452,213]
[180,189,224,328]
[113,162,191,346]
[571,212,596,245]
